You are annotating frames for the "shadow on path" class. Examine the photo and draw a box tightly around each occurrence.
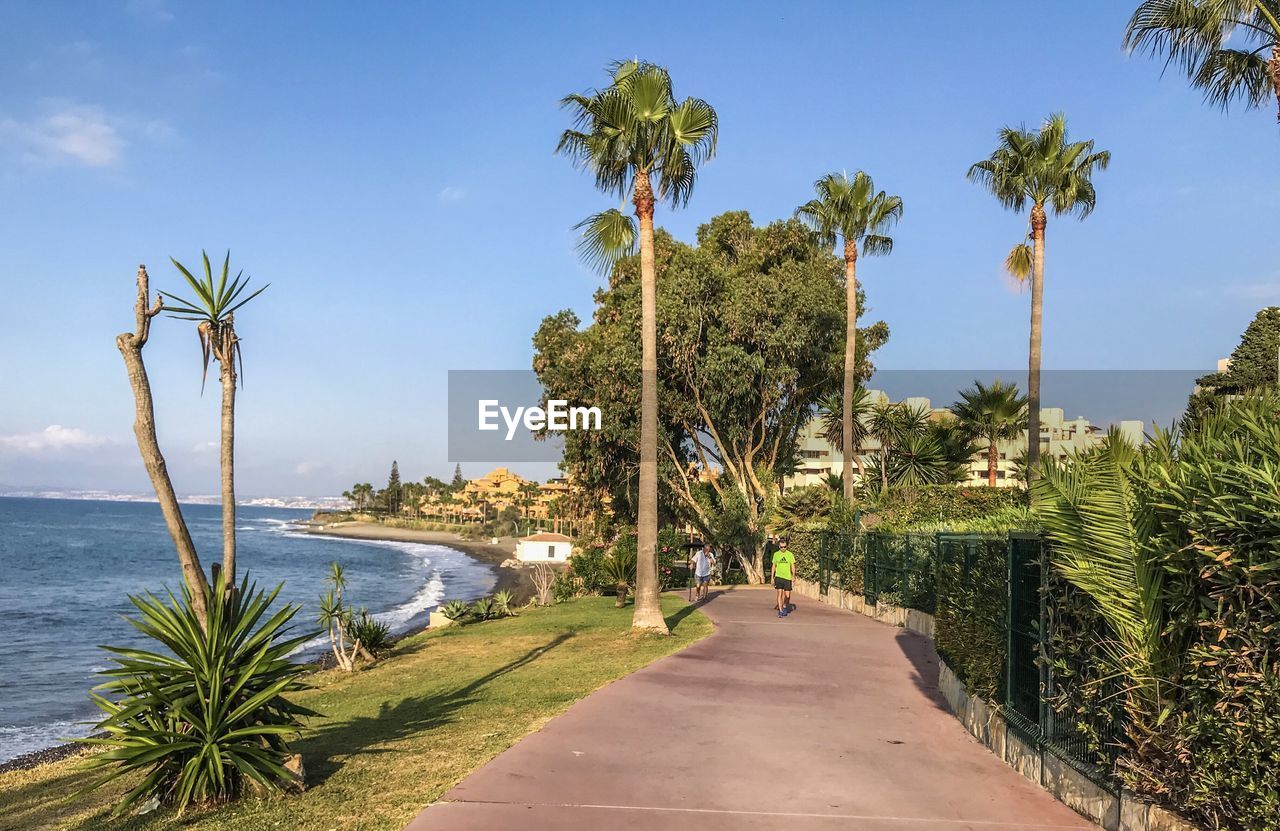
[895,629,949,712]
[301,633,573,784]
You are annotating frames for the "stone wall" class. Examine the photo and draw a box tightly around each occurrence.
[792,578,1202,831]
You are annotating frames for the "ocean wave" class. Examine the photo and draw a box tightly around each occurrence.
[0,720,89,764]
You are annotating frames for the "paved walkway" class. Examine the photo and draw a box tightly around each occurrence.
[407,588,1094,830]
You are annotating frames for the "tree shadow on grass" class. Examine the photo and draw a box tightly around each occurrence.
[300,632,573,785]
[663,600,702,632]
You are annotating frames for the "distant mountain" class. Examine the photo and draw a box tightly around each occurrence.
[0,488,349,511]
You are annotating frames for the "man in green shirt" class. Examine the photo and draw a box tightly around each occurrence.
[771,538,795,618]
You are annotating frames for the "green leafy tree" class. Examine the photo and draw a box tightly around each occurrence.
[967,115,1110,480]
[161,252,268,587]
[557,59,718,632]
[796,172,903,504]
[451,464,464,491]
[534,212,888,582]
[1185,306,1280,428]
[1125,0,1280,121]
[951,380,1029,486]
[385,460,402,515]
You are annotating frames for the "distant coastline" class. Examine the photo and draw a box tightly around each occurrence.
[302,521,530,598]
[0,491,348,511]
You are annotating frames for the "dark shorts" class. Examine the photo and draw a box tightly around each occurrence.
[774,577,792,591]
[696,574,711,585]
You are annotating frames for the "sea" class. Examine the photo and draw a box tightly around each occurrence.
[0,496,497,764]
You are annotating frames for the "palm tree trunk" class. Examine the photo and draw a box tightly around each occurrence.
[1027,203,1046,481]
[1270,48,1280,122]
[219,329,237,586]
[842,242,858,503]
[632,170,668,633]
[117,266,211,628]
[988,439,999,487]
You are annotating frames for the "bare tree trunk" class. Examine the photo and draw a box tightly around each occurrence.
[632,170,668,633]
[1270,48,1280,122]
[842,242,858,503]
[1027,203,1046,481]
[116,265,211,628]
[218,324,237,586]
[988,440,999,487]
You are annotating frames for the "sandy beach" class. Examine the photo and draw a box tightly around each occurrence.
[303,522,532,598]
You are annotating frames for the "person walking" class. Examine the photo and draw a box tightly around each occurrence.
[690,542,716,602]
[772,538,795,618]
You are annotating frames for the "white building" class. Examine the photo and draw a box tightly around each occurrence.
[785,392,1144,490]
[514,532,574,562]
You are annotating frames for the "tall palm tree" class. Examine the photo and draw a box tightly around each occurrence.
[161,252,267,587]
[951,380,1029,487]
[816,388,872,482]
[967,114,1110,481]
[558,60,718,631]
[1125,0,1280,121]
[796,173,903,505]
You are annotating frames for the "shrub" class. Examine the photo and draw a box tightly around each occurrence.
[439,599,471,621]
[471,597,497,620]
[567,543,609,594]
[79,574,316,815]
[551,571,577,604]
[346,610,392,655]
[492,590,515,617]
[601,546,637,607]
[871,485,1027,532]
[933,535,1007,700]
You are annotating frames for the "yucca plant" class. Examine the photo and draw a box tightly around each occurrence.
[492,590,515,618]
[471,597,497,620]
[158,252,268,588]
[346,610,391,655]
[601,549,638,608]
[439,600,471,621]
[78,573,316,815]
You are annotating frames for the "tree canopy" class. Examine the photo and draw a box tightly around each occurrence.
[533,211,889,577]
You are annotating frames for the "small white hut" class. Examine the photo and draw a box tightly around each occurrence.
[515,532,573,563]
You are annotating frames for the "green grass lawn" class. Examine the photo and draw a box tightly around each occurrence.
[0,596,711,831]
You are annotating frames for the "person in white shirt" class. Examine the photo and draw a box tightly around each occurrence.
[690,543,716,601]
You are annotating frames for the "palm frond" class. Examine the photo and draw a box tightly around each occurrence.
[573,209,637,275]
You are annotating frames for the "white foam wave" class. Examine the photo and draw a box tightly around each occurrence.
[0,720,88,764]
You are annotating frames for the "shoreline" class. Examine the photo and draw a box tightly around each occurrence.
[301,522,531,600]
[0,522,533,774]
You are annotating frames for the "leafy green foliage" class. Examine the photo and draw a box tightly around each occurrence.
[967,113,1110,279]
[492,590,516,617]
[534,211,889,574]
[772,486,837,534]
[1035,391,1280,827]
[950,380,1028,485]
[78,574,315,815]
[470,597,497,620]
[160,251,268,391]
[934,535,1008,700]
[871,484,1028,532]
[1185,306,1280,431]
[795,170,903,259]
[345,611,391,655]
[1125,0,1280,116]
[439,600,471,621]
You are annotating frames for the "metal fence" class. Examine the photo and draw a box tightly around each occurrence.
[807,529,1125,789]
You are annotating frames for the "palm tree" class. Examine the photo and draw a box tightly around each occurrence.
[951,380,1029,487]
[866,401,931,492]
[558,60,717,631]
[161,252,267,586]
[967,114,1110,481]
[1125,0,1280,121]
[797,173,903,505]
[816,388,872,482]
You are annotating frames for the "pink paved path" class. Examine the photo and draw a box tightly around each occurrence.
[407,588,1095,830]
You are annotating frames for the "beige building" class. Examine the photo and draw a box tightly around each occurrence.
[785,392,1144,490]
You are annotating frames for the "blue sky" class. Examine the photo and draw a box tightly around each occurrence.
[1,1,1275,497]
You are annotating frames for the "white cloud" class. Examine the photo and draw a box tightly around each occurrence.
[294,461,330,476]
[0,425,112,454]
[0,102,173,168]
[438,186,467,202]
